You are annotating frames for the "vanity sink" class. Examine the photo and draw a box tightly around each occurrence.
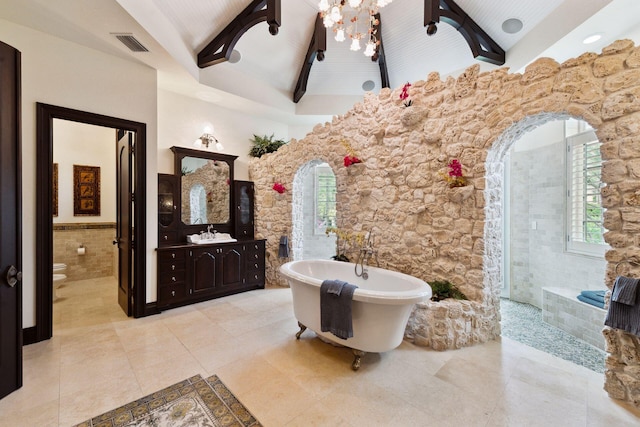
[194,238,237,244]
[187,233,237,244]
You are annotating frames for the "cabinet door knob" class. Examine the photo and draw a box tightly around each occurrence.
[172,276,176,282]
[171,290,176,297]
[171,265,175,271]
[171,253,176,259]
[163,235,168,240]
[254,263,258,268]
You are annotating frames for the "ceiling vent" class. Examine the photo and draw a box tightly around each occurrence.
[113,33,149,52]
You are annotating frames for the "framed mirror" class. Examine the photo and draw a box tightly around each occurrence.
[171,146,237,228]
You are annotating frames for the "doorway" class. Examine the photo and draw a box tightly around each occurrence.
[32,103,147,344]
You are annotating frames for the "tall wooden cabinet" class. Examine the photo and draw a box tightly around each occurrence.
[234,180,255,240]
[158,174,180,245]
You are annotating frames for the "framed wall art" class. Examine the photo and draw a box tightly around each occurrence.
[73,164,100,216]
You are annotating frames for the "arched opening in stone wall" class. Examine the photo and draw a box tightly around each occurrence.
[291,159,337,261]
[486,112,608,364]
[189,183,206,224]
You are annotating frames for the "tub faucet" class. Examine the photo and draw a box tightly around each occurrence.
[355,209,379,280]
[355,230,378,280]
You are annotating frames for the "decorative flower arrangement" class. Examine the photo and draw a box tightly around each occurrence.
[341,139,362,167]
[442,159,468,188]
[325,226,365,262]
[400,82,412,107]
[272,182,286,194]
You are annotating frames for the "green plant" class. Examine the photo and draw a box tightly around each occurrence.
[249,134,287,158]
[428,280,467,302]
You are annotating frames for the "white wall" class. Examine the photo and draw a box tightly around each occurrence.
[1,18,321,328]
[0,18,158,327]
[157,90,290,180]
[53,120,117,223]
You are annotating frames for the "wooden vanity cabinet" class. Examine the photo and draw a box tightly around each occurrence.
[156,240,265,310]
[156,147,263,310]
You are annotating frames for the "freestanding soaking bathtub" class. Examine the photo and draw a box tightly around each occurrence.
[279,259,432,370]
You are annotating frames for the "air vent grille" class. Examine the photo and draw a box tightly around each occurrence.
[113,34,149,52]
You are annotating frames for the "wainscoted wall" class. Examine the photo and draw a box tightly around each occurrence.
[250,39,640,406]
[53,223,117,281]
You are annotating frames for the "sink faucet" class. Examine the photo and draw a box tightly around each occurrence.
[205,225,217,240]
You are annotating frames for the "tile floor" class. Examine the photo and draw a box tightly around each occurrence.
[1,277,640,426]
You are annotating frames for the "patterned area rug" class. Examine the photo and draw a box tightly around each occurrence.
[74,374,261,427]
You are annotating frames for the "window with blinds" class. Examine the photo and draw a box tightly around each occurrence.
[566,129,606,256]
[314,165,337,234]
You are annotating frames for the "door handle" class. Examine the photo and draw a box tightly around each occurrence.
[112,239,120,246]
[6,265,22,288]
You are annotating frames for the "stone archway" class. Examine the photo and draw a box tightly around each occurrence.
[250,39,640,406]
[291,159,337,261]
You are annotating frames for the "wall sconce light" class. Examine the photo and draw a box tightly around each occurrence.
[194,132,224,151]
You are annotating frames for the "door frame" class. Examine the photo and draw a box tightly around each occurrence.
[33,103,147,343]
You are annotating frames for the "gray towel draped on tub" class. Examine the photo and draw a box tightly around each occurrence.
[278,235,289,258]
[320,279,358,340]
[605,276,640,336]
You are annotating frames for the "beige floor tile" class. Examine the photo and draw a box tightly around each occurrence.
[5,277,640,426]
[238,373,318,426]
[58,380,143,427]
[0,398,59,427]
[131,352,207,395]
[284,400,354,426]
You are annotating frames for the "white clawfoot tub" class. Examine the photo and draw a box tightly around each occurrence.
[279,259,432,370]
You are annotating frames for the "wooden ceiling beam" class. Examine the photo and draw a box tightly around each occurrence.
[198,0,281,68]
[293,12,389,103]
[293,13,326,104]
[424,0,505,65]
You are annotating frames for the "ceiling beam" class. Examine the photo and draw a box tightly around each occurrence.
[371,13,390,89]
[294,12,390,103]
[424,0,505,65]
[198,0,281,68]
[293,13,326,104]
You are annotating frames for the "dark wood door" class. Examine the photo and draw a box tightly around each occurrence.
[116,130,133,315]
[0,40,22,400]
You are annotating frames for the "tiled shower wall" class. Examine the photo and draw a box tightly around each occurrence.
[53,223,117,281]
[509,137,607,308]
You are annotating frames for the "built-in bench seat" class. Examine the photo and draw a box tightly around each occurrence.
[542,287,607,350]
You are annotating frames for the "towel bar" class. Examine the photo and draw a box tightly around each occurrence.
[615,259,640,275]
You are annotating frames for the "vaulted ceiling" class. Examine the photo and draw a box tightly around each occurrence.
[1,0,639,124]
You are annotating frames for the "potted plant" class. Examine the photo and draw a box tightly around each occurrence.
[249,134,287,158]
[428,280,467,302]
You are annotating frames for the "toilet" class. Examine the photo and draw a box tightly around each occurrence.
[53,263,67,300]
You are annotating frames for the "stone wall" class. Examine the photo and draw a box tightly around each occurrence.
[249,39,640,407]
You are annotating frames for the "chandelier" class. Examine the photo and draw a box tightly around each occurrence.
[318,0,394,57]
